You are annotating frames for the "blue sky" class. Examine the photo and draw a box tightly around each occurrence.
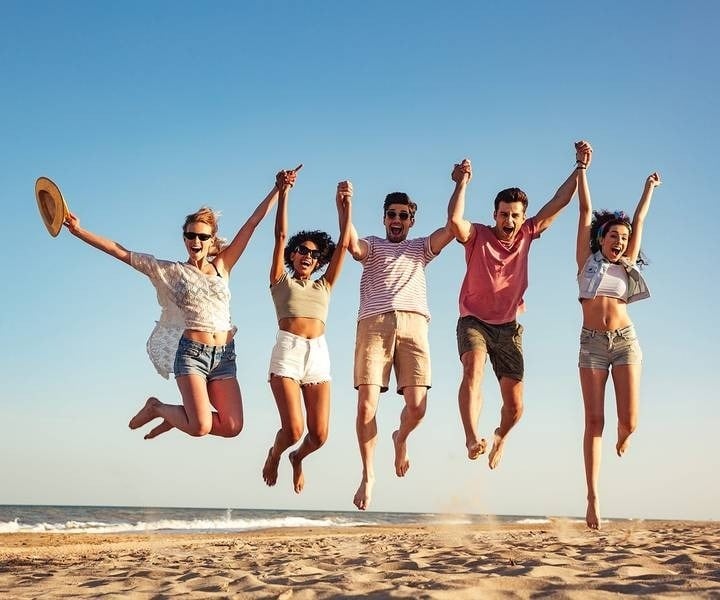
[2,1,718,520]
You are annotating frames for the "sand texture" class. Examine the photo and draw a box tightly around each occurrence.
[1,520,719,598]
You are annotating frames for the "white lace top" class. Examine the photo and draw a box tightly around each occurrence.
[131,252,236,379]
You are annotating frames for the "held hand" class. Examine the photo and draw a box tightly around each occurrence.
[63,211,81,234]
[646,171,662,188]
[336,180,353,208]
[451,158,472,184]
[275,164,303,192]
[575,140,593,168]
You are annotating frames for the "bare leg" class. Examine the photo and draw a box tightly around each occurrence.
[580,367,609,529]
[207,377,244,437]
[144,419,173,439]
[612,364,641,457]
[128,375,214,437]
[392,386,427,477]
[458,350,488,459]
[488,376,524,469]
[354,385,380,510]
[288,382,331,493]
[264,376,304,486]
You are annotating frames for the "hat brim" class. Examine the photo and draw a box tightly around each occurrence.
[35,177,69,237]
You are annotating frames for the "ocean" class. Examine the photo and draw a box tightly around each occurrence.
[0,505,555,535]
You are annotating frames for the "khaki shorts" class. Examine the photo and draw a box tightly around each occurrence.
[354,311,431,394]
[578,324,642,370]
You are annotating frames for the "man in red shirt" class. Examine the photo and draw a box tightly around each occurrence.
[447,141,592,468]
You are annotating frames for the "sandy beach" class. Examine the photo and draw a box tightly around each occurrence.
[1,520,718,598]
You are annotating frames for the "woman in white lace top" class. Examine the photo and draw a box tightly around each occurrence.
[64,170,293,440]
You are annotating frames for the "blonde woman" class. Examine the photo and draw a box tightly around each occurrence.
[64,171,290,440]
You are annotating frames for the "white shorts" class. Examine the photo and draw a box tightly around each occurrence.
[268,330,332,385]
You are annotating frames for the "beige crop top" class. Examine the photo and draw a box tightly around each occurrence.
[271,272,331,324]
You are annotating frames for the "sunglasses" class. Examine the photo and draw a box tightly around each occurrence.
[385,210,412,221]
[294,245,321,260]
[184,231,212,241]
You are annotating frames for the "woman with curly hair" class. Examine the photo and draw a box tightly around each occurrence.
[575,143,661,528]
[64,171,286,441]
[262,169,353,493]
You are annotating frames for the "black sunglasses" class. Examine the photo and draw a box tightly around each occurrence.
[184,231,212,241]
[385,210,412,221]
[294,245,321,260]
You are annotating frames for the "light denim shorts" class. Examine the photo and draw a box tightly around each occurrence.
[173,336,237,381]
[268,330,331,385]
[578,324,642,370]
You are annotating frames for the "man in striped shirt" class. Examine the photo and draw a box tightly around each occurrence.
[347,178,462,510]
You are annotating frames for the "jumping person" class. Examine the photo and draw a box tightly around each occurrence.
[576,144,660,529]
[262,171,353,493]
[64,171,288,440]
[447,141,592,469]
[348,172,456,510]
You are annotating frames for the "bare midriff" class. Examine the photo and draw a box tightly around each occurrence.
[183,329,235,346]
[278,316,325,339]
[581,296,632,331]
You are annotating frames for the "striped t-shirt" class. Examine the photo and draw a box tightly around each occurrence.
[357,235,437,321]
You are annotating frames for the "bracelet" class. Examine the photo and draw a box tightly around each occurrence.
[576,165,587,170]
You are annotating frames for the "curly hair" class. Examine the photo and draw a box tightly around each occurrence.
[284,230,336,274]
[590,209,648,266]
[183,206,227,257]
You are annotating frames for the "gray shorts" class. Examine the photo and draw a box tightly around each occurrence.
[578,324,642,370]
[456,315,524,381]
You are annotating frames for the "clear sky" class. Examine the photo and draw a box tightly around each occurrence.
[2,1,718,521]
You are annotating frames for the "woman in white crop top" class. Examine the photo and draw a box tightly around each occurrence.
[575,142,661,529]
[262,169,353,494]
[63,171,287,441]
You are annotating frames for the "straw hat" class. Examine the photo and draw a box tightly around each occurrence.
[35,177,69,237]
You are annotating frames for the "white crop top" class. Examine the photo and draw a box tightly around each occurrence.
[131,252,236,378]
[594,263,628,301]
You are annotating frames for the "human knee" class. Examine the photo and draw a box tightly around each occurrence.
[188,420,213,437]
[405,402,426,423]
[222,418,243,438]
[285,424,304,445]
[585,413,604,435]
[309,427,329,448]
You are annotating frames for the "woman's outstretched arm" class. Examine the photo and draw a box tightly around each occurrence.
[625,172,661,264]
[576,143,594,272]
[64,212,132,265]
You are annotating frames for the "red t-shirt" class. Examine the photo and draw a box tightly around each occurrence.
[459,218,540,324]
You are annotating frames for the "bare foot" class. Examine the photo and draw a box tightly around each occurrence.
[289,451,304,494]
[353,477,375,511]
[144,419,173,440]
[392,430,410,477]
[129,397,161,430]
[586,496,601,529]
[262,447,280,486]
[467,438,487,460]
[616,428,632,457]
[488,428,505,470]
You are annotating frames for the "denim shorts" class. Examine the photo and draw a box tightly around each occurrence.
[173,336,237,381]
[456,315,524,381]
[268,331,331,385]
[578,324,642,370]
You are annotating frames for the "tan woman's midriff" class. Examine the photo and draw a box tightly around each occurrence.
[183,329,235,346]
[278,316,325,339]
[581,296,632,331]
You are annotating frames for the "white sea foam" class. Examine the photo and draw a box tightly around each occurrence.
[0,515,369,534]
[515,518,551,524]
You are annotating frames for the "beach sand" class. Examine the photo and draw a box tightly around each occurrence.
[1,520,718,598]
